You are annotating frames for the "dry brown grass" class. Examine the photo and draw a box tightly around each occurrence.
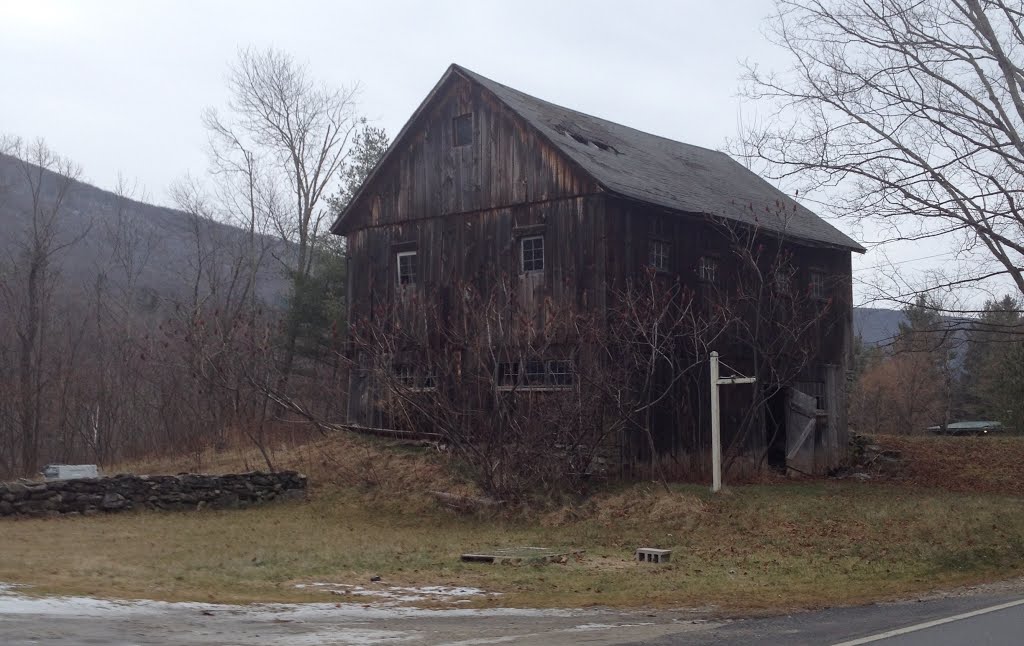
[115,429,477,507]
[2,432,1023,612]
[869,434,1024,495]
[2,479,1021,612]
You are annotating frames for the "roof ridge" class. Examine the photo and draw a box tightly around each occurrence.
[453,64,731,159]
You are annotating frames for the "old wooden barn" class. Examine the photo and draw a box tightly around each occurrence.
[331,64,864,480]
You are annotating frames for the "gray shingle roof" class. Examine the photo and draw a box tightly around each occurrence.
[456,65,864,252]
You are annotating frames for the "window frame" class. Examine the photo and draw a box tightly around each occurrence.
[809,270,828,301]
[392,363,417,387]
[697,255,718,285]
[648,239,670,272]
[523,360,547,386]
[774,270,792,296]
[396,250,417,287]
[496,358,574,391]
[547,360,574,386]
[496,361,520,388]
[391,362,437,392]
[520,235,545,274]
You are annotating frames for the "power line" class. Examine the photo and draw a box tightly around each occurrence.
[852,251,956,273]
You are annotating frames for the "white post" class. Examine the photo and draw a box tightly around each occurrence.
[710,351,722,493]
[709,352,756,494]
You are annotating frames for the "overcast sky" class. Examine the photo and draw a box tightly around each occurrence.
[0,0,954,304]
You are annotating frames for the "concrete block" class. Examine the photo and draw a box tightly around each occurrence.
[635,548,672,564]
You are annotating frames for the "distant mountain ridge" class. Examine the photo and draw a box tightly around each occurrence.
[0,152,290,305]
[853,307,907,346]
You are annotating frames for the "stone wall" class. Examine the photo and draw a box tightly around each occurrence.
[0,471,307,518]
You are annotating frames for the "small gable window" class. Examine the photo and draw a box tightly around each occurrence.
[649,240,670,272]
[521,235,544,274]
[453,113,472,147]
[397,250,417,286]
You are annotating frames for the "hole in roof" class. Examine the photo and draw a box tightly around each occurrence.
[569,131,589,145]
[555,125,620,154]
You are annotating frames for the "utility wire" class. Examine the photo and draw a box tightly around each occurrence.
[852,251,957,273]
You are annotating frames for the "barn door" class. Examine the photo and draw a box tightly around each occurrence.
[786,387,819,475]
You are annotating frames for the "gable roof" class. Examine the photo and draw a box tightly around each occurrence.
[333,64,864,252]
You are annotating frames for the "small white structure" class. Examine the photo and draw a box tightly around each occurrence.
[636,548,672,564]
[41,464,99,481]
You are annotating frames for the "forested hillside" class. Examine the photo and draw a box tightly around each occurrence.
[0,145,303,478]
[0,49,389,480]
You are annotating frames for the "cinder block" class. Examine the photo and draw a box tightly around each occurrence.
[635,548,672,564]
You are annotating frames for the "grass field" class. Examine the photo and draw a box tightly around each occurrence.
[1,432,1023,612]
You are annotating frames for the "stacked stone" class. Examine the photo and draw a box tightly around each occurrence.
[0,471,307,518]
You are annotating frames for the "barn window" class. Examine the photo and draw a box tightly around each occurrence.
[774,270,792,295]
[698,256,718,284]
[523,360,546,385]
[809,271,827,300]
[521,236,545,273]
[496,362,520,387]
[649,240,670,272]
[548,360,574,385]
[392,364,436,391]
[496,359,574,389]
[453,113,473,147]
[393,364,416,387]
[397,251,417,286]
[420,369,437,390]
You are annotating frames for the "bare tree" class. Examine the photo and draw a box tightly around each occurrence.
[203,47,361,382]
[347,277,616,499]
[0,137,83,476]
[79,176,159,463]
[738,0,1024,310]
[164,178,279,466]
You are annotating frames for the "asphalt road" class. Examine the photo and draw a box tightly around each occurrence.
[842,601,1024,645]
[632,591,1024,645]
[1,583,1023,645]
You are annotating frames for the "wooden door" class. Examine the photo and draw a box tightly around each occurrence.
[786,387,819,475]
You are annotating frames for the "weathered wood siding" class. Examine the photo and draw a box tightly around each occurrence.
[340,74,599,234]
[347,196,606,324]
[344,73,608,425]
[603,198,853,476]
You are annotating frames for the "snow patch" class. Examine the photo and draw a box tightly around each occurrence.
[569,622,656,631]
[282,628,414,645]
[0,582,564,621]
[294,582,496,604]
